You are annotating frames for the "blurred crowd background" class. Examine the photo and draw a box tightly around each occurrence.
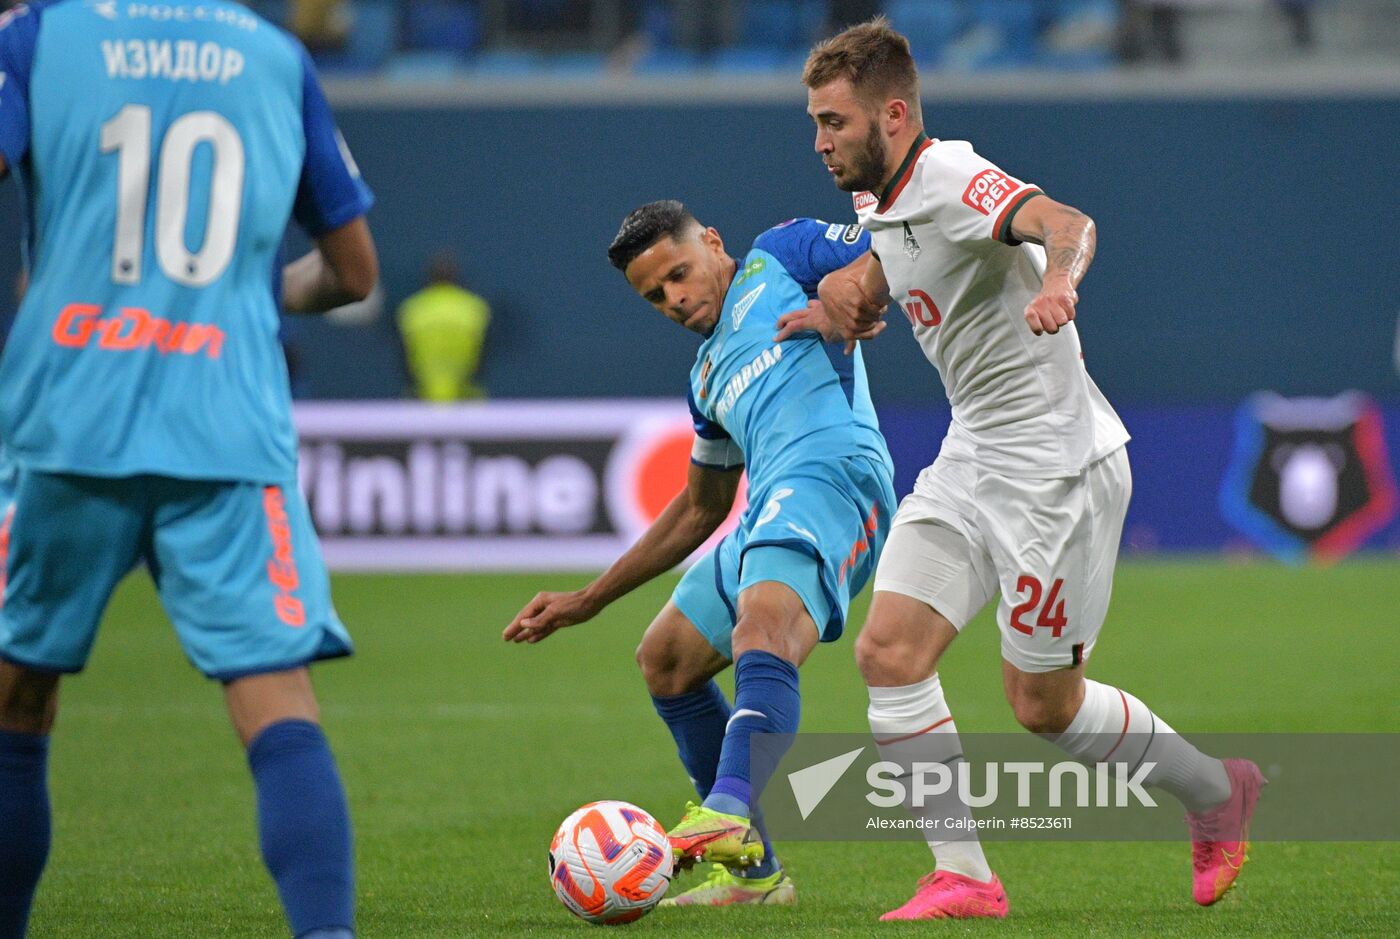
[1,1,1396,407]
[150,1,1400,75]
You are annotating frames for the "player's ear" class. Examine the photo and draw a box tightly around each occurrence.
[885,98,909,132]
[701,226,725,257]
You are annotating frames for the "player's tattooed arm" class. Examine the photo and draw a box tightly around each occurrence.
[1010,196,1097,336]
[504,461,742,644]
[815,252,891,350]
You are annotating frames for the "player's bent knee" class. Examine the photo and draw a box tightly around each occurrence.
[854,620,934,687]
[855,592,957,687]
[635,609,728,697]
[1007,688,1080,735]
[730,598,816,665]
[1003,664,1084,735]
[635,636,687,697]
[0,663,60,734]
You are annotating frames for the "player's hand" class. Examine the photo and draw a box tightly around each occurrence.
[503,590,600,644]
[775,300,837,342]
[818,268,887,345]
[1024,277,1078,336]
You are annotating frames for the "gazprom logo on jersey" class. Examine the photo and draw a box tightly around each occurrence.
[293,401,746,571]
[715,344,783,421]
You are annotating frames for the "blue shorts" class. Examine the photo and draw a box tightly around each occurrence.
[672,455,896,660]
[0,466,350,680]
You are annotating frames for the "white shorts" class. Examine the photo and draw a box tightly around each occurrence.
[872,446,1131,673]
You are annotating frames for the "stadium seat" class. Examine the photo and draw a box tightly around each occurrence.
[886,0,965,66]
[1037,0,1118,70]
[312,1,398,74]
[404,0,483,56]
[632,48,704,75]
[468,48,546,77]
[386,51,471,79]
[733,0,830,51]
[967,0,1039,69]
[711,46,789,73]
[539,52,609,76]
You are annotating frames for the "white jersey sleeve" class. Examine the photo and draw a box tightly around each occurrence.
[918,141,1044,246]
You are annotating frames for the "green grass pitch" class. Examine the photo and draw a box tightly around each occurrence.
[27,559,1400,937]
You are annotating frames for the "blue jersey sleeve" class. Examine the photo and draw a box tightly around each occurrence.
[292,46,373,237]
[689,388,729,442]
[751,218,871,298]
[0,4,42,172]
[688,389,743,469]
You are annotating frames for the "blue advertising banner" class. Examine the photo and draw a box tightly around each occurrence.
[877,401,1400,556]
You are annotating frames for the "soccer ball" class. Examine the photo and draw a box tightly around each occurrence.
[548,800,673,925]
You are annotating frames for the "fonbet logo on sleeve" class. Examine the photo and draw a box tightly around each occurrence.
[961,169,1023,216]
[853,191,878,212]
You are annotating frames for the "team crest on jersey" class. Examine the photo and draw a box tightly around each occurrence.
[699,356,713,399]
[731,282,766,331]
[902,222,921,261]
[88,1,119,20]
[853,191,878,212]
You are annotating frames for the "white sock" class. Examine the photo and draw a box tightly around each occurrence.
[1050,679,1231,813]
[868,675,993,882]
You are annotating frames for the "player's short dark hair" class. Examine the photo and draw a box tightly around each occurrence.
[607,200,700,272]
[803,16,921,119]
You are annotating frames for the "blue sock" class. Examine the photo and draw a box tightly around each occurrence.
[652,681,781,877]
[651,681,730,799]
[705,651,800,846]
[247,720,354,939]
[0,731,50,939]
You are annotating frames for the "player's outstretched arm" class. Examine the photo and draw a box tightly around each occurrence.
[282,217,379,314]
[503,460,742,644]
[816,252,890,349]
[1011,196,1096,336]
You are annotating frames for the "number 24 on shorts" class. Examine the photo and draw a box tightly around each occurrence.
[1010,576,1068,637]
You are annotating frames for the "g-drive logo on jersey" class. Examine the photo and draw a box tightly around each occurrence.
[961,169,1021,216]
[51,305,225,360]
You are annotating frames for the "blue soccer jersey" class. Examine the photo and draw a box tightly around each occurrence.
[688,218,892,491]
[0,0,372,483]
[674,218,897,653]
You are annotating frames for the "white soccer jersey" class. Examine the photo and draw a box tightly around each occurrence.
[854,137,1128,478]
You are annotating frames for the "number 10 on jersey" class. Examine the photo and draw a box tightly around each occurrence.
[101,105,245,288]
